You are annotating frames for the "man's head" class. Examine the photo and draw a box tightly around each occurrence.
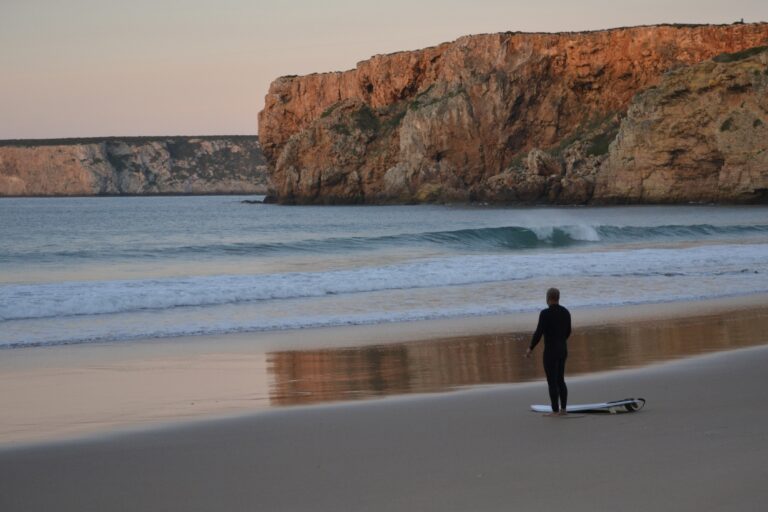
[546,287,560,306]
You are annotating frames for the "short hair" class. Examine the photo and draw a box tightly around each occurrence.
[546,288,560,302]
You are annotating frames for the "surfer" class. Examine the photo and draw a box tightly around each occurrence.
[525,288,571,416]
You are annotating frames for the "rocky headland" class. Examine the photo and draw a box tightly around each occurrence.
[258,23,768,204]
[0,136,268,196]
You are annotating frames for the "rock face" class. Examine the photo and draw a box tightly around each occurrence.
[595,47,768,203]
[258,23,768,204]
[0,136,268,196]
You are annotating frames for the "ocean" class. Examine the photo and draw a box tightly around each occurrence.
[1,196,767,349]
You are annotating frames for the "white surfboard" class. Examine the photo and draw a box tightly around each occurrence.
[530,398,646,414]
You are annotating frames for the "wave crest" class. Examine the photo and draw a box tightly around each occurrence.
[6,223,764,262]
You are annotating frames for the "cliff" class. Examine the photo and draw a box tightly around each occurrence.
[595,46,768,203]
[258,23,768,204]
[0,136,268,196]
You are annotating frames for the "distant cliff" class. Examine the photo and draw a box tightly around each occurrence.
[258,23,768,204]
[0,136,268,196]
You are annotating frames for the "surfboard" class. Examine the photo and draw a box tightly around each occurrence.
[530,398,646,414]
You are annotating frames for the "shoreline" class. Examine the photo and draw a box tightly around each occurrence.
[5,292,766,355]
[1,293,767,446]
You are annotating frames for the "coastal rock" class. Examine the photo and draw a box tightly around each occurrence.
[258,23,768,204]
[0,136,268,196]
[527,149,563,177]
[595,46,768,203]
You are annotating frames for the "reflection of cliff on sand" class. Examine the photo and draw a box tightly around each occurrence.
[268,308,768,406]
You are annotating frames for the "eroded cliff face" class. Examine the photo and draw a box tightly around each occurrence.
[258,23,768,204]
[0,136,268,196]
[595,47,768,203]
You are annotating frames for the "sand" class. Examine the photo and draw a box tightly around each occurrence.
[1,294,767,445]
[1,295,768,510]
[2,344,768,511]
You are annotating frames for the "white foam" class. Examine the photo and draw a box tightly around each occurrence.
[2,273,767,348]
[1,243,766,324]
[561,225,601,242]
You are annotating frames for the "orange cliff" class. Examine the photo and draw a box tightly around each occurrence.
[258,23,768,204]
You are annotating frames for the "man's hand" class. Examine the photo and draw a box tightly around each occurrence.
[524,347,532,359]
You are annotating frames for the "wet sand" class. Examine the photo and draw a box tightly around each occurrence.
[1,294,768,445]
[2,343,768,511]
[1,295,768,511]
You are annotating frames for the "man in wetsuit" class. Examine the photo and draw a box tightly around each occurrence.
[525,288,571,416]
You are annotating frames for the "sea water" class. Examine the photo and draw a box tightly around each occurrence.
[1,196,767,348]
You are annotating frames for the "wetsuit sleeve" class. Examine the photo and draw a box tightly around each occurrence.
[529,310,545,350]
[565,310,572,340]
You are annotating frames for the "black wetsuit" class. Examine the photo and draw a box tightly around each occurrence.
[529,304,571,412]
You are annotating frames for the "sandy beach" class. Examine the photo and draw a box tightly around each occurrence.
[1,295,768,511]
[2,342,768,511]
[1,294,768,445]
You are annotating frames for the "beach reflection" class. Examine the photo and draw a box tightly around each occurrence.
[268,308,768,406]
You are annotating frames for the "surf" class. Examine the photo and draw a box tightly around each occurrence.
[2,242,767,323]
[2,223,767,263]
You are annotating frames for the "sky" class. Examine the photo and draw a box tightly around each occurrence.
[1,0,766,139]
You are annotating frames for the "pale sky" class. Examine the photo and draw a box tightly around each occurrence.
[1,0,765,139]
